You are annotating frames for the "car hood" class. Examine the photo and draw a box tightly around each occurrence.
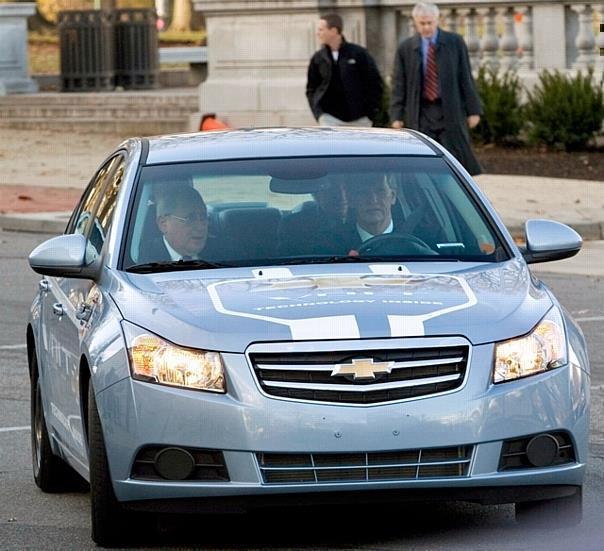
[112,260,552,352]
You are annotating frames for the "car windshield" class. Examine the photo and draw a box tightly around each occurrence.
[122,156,508,270]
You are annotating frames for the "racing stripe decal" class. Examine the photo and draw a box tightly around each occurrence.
[388,315,425,337]
[289,315,360,340]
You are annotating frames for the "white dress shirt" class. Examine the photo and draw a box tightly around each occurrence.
[356,220,394,242]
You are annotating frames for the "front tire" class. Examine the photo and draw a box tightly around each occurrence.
[88,384,149,546]
[30,348,79,492]
[515,487,583,528]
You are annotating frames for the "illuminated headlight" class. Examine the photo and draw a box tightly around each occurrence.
[122,322,225,393]
[494,307,567,384]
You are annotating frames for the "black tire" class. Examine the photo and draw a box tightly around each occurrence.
[515,487,583,528]
[88,384,150,547]
[30,348,80,492]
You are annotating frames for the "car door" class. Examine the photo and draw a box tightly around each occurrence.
[39,155,125,458]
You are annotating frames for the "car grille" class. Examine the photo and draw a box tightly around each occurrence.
[257,446,473,484]
[249,345,468,404]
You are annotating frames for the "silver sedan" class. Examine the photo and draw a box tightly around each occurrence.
[27,128,590,547]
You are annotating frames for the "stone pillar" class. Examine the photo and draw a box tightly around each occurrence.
[459,8,480,72]
[517,6,534,72]
[571,4,597,70]
[532,4,567,70]
[499,6,519,72]
[0,3,38,96]
[478,7,500,72]
[192,0,373,128]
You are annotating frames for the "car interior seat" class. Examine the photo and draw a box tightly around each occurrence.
[218,207,282,260]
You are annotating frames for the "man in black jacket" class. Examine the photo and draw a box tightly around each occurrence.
[390,2,482,175]
[306,13,383,127]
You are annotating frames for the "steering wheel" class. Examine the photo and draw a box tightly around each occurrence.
[357,233,437,256]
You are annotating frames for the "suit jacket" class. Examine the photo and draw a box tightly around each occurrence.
[389,30,482,175]
[390,29,481,129]
[138,236,219,264]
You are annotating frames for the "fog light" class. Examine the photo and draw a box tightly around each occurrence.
[154,447,196,480]
[526,434,560,467]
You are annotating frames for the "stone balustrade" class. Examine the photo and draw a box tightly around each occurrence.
[192,0,604,127]
[388,1,603,78]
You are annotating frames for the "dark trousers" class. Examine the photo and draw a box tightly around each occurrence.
[419,99,445,140]
[418,99,482,176]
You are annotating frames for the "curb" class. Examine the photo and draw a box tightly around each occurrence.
[0,212,70,235]
[0,212,603,241]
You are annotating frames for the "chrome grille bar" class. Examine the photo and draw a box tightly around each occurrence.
[263,373,460,392]
[255,356,464,372]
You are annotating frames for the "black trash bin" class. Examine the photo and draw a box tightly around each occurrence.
[113,9,159,90]
[58,10,115,92]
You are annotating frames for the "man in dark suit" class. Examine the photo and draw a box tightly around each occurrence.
[306,13,383,127]
[390,2,482,175]
[338,176,438,257]
[338,176,398,253]
[140,186,212,263]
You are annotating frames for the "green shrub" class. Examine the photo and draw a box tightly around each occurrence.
[525,70,604,150]
[472,67,524,145]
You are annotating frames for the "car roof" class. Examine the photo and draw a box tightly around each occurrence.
[143,127,439,165]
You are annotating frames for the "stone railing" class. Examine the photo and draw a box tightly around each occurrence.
[383,1,603,80]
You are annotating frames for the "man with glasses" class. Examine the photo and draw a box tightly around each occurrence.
[141,186,212,262]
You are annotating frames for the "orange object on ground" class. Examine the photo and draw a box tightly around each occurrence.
[200,113,229,131]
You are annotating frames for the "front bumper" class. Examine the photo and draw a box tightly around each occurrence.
[95,339,590,505]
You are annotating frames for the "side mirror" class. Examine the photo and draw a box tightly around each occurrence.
[28,234,98,279]
[522,219,582,264]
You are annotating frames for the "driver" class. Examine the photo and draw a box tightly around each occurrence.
[339,176,399,253]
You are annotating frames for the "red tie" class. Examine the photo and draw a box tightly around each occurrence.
[423,42,439,101]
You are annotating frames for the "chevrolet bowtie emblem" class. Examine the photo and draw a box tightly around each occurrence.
[331,358,395,380]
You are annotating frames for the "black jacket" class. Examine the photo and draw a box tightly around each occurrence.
[306,39,383,123]
[138,236,219,264]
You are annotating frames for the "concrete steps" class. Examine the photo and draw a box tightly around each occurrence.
[0,89,200,135]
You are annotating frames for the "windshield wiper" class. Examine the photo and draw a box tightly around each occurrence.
[126,259,231,274]
[275,255,415,265]
[274,254,466,266]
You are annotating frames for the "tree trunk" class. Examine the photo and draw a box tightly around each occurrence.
[168,0,192,32]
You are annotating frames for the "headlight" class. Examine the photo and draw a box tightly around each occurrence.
[494,307,567,384]
[122,322,225,393]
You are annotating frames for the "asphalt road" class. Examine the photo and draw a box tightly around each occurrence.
[0,230,602,550]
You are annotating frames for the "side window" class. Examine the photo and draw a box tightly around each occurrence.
[87,157,126,261]
[66,156,122,236]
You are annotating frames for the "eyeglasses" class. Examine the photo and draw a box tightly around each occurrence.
[168,213,207,225]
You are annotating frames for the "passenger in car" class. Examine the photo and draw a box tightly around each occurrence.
[139,186,215,262]
[339,176,401,252]
[278,179,349,256]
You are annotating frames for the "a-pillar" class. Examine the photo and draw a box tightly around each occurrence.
[0,3,38,96]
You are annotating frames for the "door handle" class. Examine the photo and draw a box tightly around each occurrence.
[39,279,50,293]
[52,303,64,317]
